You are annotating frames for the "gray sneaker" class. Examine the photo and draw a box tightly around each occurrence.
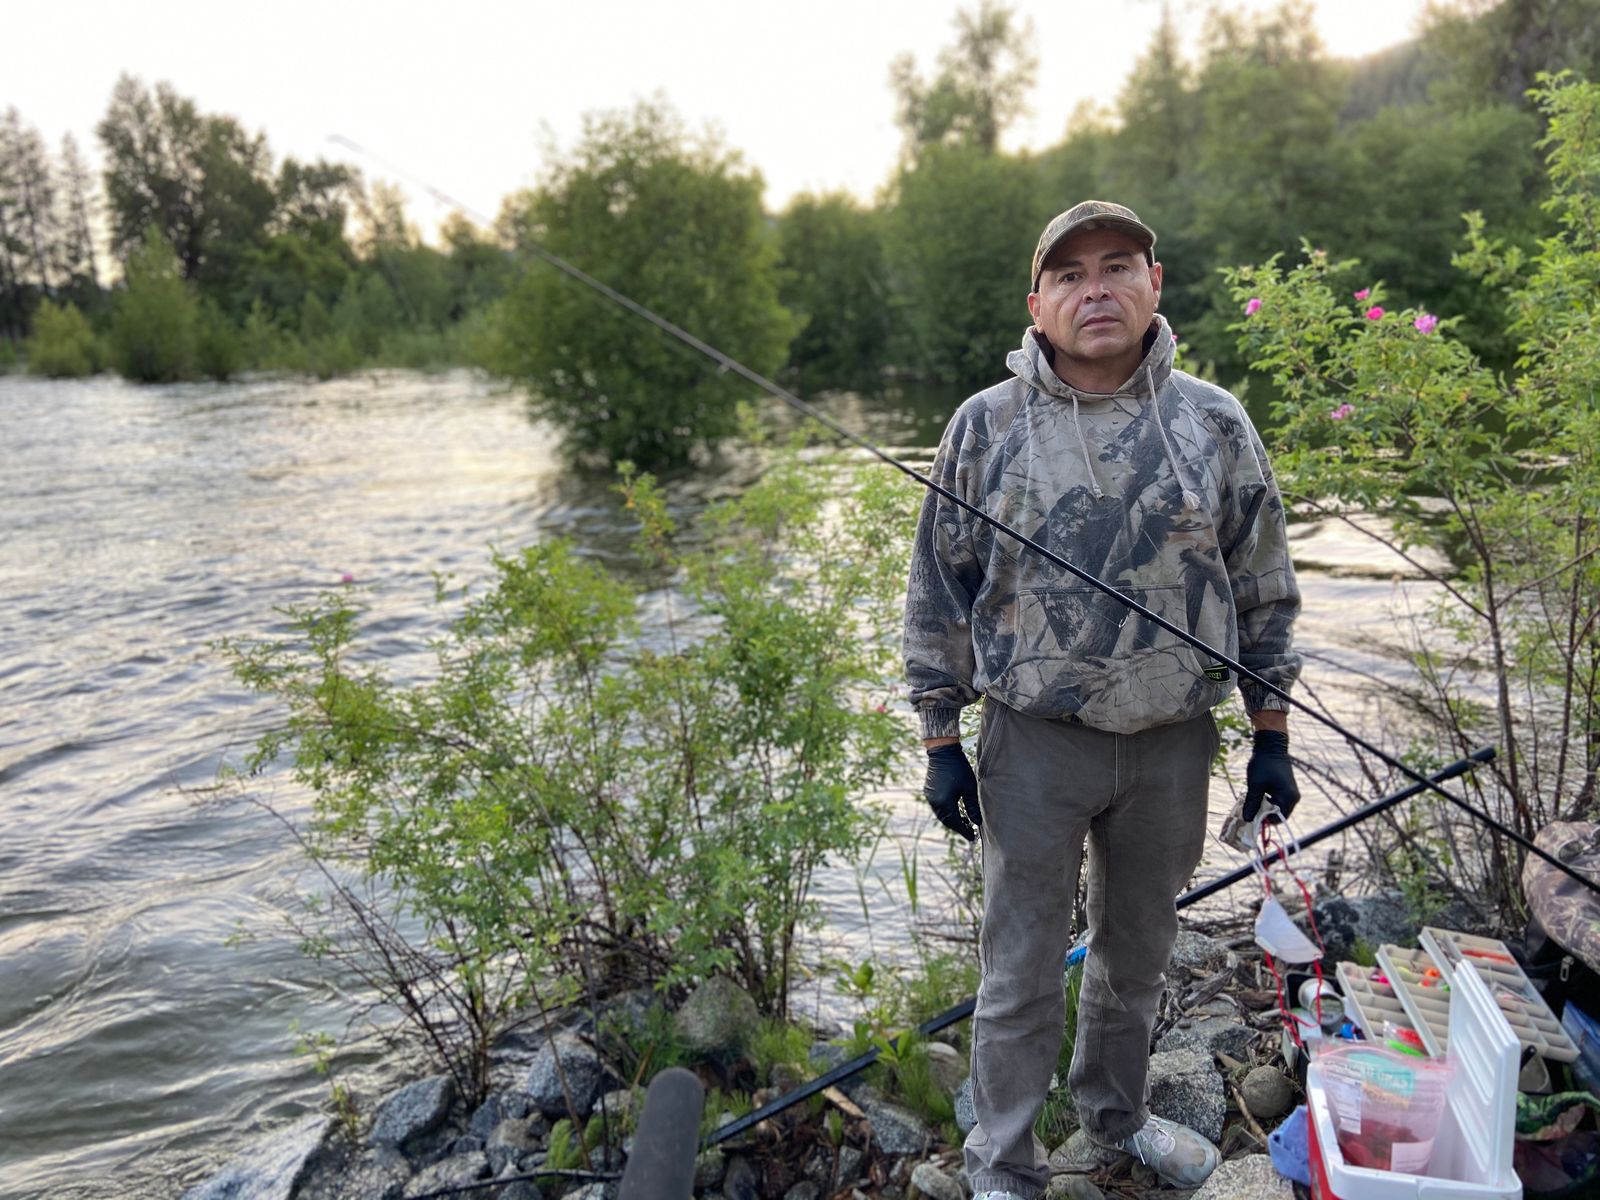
[1107,1115,1221,1187]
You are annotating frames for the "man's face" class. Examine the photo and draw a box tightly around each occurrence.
[1027,227,1162,391]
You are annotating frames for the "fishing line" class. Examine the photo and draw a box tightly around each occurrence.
[328,135,1600,901]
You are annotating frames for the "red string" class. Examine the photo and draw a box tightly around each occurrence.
[1258,818,1330,1046]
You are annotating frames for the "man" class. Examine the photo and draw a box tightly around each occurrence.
[902,201,1301,1196]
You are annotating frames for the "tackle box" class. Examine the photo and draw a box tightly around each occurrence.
[1419,927,1579,1063]
[1377,944,1455,1056]
[1335,959,1422,1048]
[1307,962,1522,1199]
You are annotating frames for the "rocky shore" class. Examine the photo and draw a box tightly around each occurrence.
[181,891,1445,1200]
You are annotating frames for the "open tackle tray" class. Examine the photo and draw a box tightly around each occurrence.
[1376,944,1455,1056]
[1334,959,1423,1048]
[1420,926,1579,1063]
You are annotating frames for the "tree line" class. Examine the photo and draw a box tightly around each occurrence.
[4,0,1599,466]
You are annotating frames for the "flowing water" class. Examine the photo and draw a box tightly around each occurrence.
[0,370,1445,1198]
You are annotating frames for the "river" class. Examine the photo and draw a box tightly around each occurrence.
[0,369,1441,1198]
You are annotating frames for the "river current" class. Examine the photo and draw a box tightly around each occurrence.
[0,370,1438,1197]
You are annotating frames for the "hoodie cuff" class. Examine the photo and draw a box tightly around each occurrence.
[918,706,963,740]
[1241,683,1292,715]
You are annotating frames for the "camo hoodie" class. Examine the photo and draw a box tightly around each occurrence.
[903,315,1300,738]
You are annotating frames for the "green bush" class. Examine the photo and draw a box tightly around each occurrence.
[26,300,102,378]
[483,100,798,467]
[222,442,918,1097]
[110,228,198,382]
[195,299,244,380]
[1225,74,1600,918]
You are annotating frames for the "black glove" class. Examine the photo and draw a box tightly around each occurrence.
[1244,729,1299,823]
[924,743,982,841]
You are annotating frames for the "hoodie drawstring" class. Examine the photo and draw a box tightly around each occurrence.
[1150,364,1201,511]
[1069,392,1106,501]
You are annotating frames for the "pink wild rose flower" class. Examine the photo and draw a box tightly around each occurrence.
[1353,288,1371,301]
[1331,403,1355,420]
[1244,297,1262,316]
[1414,313,1439,334]
[1365,306,1385,321]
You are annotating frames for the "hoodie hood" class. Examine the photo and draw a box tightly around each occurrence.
[1006,313,1175,404]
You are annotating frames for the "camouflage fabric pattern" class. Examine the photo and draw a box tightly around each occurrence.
[903,315,1301,738]
[1523,821,1600,976]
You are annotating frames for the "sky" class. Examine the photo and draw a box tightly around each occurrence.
[9,0,1437,241]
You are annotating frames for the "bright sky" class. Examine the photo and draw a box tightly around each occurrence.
[10,0,1436,241]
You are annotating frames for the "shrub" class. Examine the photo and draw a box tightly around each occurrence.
[1224,74,1600,918]
[110,228,199,382]
[26,300,101,377]
[222,441,918,1097]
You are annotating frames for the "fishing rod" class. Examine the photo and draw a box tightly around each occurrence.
[328,136,1600,901]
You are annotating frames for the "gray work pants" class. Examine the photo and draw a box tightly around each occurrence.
[964,701,1217,1198]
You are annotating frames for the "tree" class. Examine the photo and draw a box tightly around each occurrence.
[883,143,1044,384]
[96,76,275,292]
[0,108,60,298]
[776,192,891,389]
[57,134,100,294]
[109,227,199,382]
[485,100,797,466]
[889,1,1037,157]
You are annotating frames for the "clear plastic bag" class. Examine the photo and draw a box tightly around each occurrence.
[1318,1043,1453,1174]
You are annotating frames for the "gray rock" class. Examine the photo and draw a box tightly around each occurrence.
[180,1115,333,1200]
[857,1090,933,1156]
[1240,1066,1293,1121]
[401,1152,487,1199]
[784,1182,821,1200]
[592,1085,639,1126]
[1048,1130,1119,1173]
[694,1146,727,1189]
[491,1174,543,1200]
[1147,1049,1227,1145]
[467,1093,509,1140]
[564,1184,617,1200]
[954,1076,976,1135]
[1310,891,1417,960]
[369,1075,456,1148]
[316,1145,411,1200]
[1191,1152,1293,1199]
[909,1161,964,1200]
[1155,1016,1257,1060]
[1045,1176,1106,1200]
[1169,929,1234,975]
[923,1041,968,1097]
[674,975,760,1058]
[486,1117,539,1175]
[838,1145,864,1187]
[524,1033,608,1120]
[722,1154,760,1200]
[446,1135,484,1156]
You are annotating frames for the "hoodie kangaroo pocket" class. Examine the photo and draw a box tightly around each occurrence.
[1006,584,1233,732]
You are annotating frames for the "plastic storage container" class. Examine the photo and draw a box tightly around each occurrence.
[1420,926,1579,1063]
[1317,1044,1452,1173]
[1307,962,1522,1199]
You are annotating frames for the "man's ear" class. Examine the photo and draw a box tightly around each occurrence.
[1026,291,1041,323]
[1149,261,1163,306]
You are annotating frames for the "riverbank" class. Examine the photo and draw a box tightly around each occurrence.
[182,890,1461,1200]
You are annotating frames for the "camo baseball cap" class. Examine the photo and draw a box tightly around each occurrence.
[1031,200,1157,290]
